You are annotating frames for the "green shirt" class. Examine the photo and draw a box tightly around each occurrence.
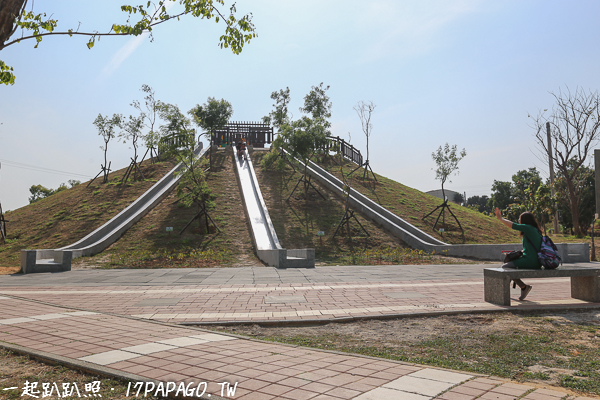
[512,222,542,269]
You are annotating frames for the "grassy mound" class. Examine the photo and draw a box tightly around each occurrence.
[0,160,176,274]
[2,149,537,274]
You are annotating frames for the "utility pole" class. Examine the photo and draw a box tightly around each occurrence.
[546,122,559,234]
[595,149,600,218]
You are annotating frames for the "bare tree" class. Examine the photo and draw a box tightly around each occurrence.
[353,100,376,181]
[353,101,375,159]
[531,87,600,236]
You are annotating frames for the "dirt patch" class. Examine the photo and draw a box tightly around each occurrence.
[210,310,600,397]
[0,348,162,399]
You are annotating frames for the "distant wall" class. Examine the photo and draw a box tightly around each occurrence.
[426,189,463,203]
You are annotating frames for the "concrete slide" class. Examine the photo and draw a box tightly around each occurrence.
[21,145,208,273]
[294,154,589,263]
[233,146,314,268]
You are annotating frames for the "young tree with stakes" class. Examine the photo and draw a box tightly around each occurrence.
[132,84,163,163]
[0,0,257,85]
[352,100,377,181]
[159,104,218,234]
[119,115,146,183]
[531,86,600,237]
[90,113,122,185]
[424,143,466,240]
[262,87,296,170]
[280,83,331,200]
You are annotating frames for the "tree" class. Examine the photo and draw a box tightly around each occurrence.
[190,97,233,142]
[190,97,233,170]
[158,104,217,234]
[488,180,512,210]
[466,195,491,214]
[132,84,163,161]
[157,102,195,157]
[120,115,143,161]
[28,184,54,203]
[554,160,595,235]
[431,143,466,202]
[531,87,600,236]
[426,143,466,238]
[353,100,376,181]
[0,0,257,85]
[453,192,464,204]
[261,87,295,170]
[93,113,122,183]
[511,167,542,205]
[504,181,555,231]
[280,116,329,199]
[262,87,291,131]
[299,82,332,130]
[118,114,146,182]
[277,83,332,199]
[28,181,74,203]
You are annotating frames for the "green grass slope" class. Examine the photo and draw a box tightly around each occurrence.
[0,160,176,273]
[317,158,518,245]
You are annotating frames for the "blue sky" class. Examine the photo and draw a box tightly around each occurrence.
[1,0,599,210]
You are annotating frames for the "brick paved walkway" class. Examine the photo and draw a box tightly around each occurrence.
[0,264,598,399]
[0,278,594,324]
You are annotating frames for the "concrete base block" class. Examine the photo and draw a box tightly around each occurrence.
[20,250,37,274]
[571,275,600,302]
[284,249,315,268]
[484,274,510,306]
[257,249,286,268]
[20,250,73,274]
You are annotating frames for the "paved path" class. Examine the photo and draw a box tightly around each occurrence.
[0,264,598,399]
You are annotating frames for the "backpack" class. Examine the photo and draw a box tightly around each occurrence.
[526,235,562,270]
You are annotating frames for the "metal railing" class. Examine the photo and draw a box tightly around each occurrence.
[323,136,363,166]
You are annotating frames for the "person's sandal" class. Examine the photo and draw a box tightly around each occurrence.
[519,285,532,301]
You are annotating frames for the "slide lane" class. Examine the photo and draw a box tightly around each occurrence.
[22,145,208,273]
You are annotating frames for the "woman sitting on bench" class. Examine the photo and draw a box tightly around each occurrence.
[494,207,542,300]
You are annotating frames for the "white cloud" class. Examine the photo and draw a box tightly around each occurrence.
[100,32,149,79]
[99,1,177,79]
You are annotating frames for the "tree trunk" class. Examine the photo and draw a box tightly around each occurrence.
[303,162,308,197]
[441,182,446,227]
[566,177,582,236]
[103,143,109,183]
[0,0,25,49]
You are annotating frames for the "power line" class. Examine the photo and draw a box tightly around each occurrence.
[0,158,92,179]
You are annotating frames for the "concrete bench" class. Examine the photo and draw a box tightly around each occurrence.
[484,266,600,306]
